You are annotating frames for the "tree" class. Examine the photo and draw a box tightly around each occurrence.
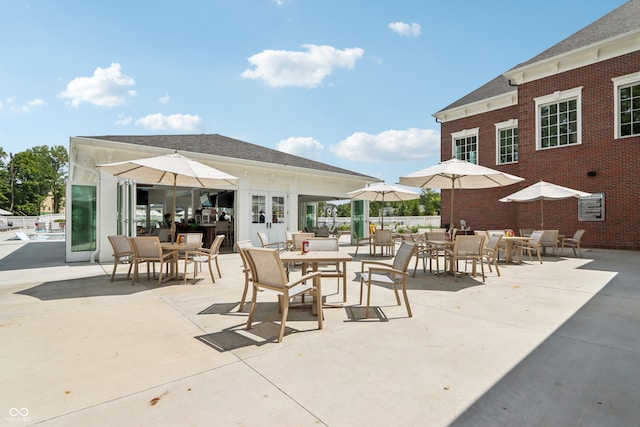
[5,145,68,215]
[0,148,9,210]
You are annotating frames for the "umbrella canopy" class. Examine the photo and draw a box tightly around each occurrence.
[347,182,419,229]
[499,180,591,229]
[97,152,238,242]
[399,158,524,229]
[0,208,12,215]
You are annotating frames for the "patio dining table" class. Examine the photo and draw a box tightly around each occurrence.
[279,251,352,303]
[160,241,201,280]
[500,236,530,263]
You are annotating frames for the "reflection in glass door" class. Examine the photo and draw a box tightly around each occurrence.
[249,192,287,246]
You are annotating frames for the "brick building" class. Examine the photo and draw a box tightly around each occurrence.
[433,0,640,250]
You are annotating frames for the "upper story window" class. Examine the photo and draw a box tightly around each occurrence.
[535,87,582,150]
[495,119,518,165]
[613,71,640,138]
[451,128,478,164]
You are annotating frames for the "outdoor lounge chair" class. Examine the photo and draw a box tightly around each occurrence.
[130,236,177,285]
[562,229,586,257]
[107,235,133,282]
[359,241,417,318]
[234,239,254,311]
[183,234,225,284]
[445,234,486,282]
[257,231,286,252]
[244,247,323,343]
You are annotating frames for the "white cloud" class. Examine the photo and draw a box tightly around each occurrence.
[135,113,202,132]
[11,98,46,113]
[158,94,170,104]
[59,63,136,107]
[388,22,421,37]
[115,112,133,126]
[331,128,440,162]
[241,44,364,88]
[276,136,324,160]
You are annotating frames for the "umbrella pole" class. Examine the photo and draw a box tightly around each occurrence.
[381,194,385,230]
[540,199,544,229]
[170,173,177,243]
[450,181,455,232]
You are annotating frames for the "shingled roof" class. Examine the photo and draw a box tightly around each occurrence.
[81,134,374,179]
[436,0,639,113]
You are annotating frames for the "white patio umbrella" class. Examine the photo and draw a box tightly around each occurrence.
[347,182,420,229]
[399,158,524,229]
[0,208,12,215]
[97,152,238,242]
[499,180,591,229]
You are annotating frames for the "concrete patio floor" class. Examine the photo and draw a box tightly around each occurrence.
[1,231,639,426]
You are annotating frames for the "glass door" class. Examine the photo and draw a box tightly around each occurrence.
[248,192,287,247]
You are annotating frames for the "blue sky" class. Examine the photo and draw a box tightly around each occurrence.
[0,0,627,185]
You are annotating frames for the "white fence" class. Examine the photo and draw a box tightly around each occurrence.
[0,214,65,231]
[317,215,441,229]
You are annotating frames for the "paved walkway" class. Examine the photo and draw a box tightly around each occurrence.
[1,231,638,426]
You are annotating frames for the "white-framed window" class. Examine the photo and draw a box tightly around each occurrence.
[534,87,582,150]
[451,128,479,164]
[613,71,640,139]
[495,119,518,165]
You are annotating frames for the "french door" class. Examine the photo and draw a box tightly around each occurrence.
[248,192,287,247]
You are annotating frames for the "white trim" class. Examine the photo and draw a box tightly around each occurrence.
[612,70,640,139]
[451,128,479,162]
[495,119,518,165]
[505,29,640,85]
[433,91,517,123]
[534,87,583,150]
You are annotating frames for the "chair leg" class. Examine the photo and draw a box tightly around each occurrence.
[401,282,412,317]
[214,257,221,278]
[238,275,249,312]
[207,260,216,283]
[127,262,132,279]
[246,287,258,330]
[278,300,290,343]
[315,277,323,331]
[365,282,372,319]
[111,262,118,282]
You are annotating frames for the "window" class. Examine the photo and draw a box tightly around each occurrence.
[451,128,478,164]
[613,72,640,138]
[535,87,582,150]
[495,119,518,164]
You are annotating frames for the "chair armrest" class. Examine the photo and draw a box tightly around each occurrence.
[367,266,407,277]
[287,271,322,287]
[360,260,392,271]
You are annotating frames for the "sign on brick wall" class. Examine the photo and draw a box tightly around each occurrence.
[578,193,605,221]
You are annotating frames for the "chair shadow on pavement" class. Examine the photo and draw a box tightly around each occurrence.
[196,301,322,350]
[17,275,149,300]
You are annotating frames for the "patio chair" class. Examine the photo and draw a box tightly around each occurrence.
[306,237,343,293]
[130,236,177,285]
[539,230,559,256]
[424,231,449,275]
[257,231,286,252]
[373,229,394,257]
[316,225,330,237]
[234,240,254,311]
[183,234,225,284]
[445,235,486,282]
[244,247,323,343]
[107,235,133,282]
[482,233,502,277]
[562,229,586,257]
[352,229,371,256]
[359,241,417,318]
[519,228,534,237]
[517,230,544,264]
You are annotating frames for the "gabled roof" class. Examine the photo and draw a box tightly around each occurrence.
[79,134,374,179]
[435,0,639,115]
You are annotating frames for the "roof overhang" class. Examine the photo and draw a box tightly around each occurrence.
[505,29,640,85]
[432,90,518,123]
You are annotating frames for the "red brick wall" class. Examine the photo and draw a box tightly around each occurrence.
[439,52,640,250]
